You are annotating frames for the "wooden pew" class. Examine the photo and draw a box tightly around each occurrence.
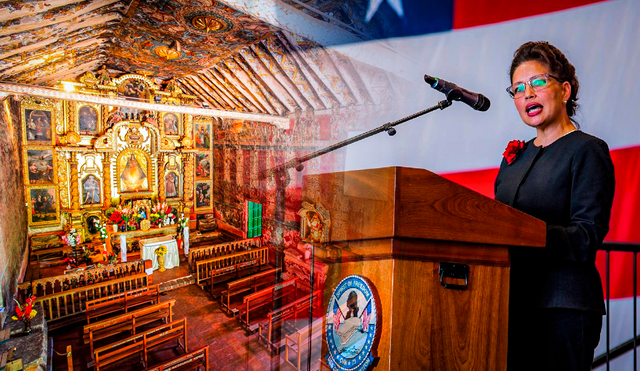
[35,273,150,323]
[195,247,268,287]
[86,284,160,323]
[237,277,300,332]
[143,346,209,371]
[285,317,324,371]
[219,268,281,314]
[92,318,188,371]
[188,237,261,272]
[258,290,321,353]
[84,299,176,356]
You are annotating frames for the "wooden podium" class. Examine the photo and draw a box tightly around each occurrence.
[305,167,546,371]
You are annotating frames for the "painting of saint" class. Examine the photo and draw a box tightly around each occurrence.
[82,175,101,205]
[78,106,98,134]
[165,172,180,198]
[163,113,179,135]
[26,149,54,184]
[119,152,148,192]
[195,182,211,209]
[195,122,211,149]
[25,109,52,144]
[195,153,211,179]
[120,79,148,100]
[29,187,58,225]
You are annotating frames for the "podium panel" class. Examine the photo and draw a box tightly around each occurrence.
[301,167,544,371]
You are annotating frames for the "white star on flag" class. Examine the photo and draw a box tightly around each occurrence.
[365,0,404,22]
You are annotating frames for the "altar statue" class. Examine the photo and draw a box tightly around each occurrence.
[120,153,147,191]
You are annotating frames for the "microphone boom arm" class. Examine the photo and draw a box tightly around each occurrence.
[264,99,453,176]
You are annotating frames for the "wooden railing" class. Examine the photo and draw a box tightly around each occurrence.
[195,247,268,286]
[35,273,149,322]
[19,260,146,300]
[188,238,261,272]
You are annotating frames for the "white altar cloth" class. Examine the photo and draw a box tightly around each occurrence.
[140,235,179,271]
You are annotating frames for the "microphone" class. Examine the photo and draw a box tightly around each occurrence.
[424,75,490,111]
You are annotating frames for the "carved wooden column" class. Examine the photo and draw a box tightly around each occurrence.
[182,153,194,203]
[157,153,165,200]
[102,153,112,205]
[69,153,80,211]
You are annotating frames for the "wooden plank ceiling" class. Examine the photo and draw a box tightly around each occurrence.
[0,0,405,116]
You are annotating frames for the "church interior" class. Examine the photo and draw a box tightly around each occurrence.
[0,1,415,370]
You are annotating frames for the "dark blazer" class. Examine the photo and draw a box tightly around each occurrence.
[495,130,615,313]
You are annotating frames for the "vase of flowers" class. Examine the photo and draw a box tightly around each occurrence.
[12,295,37,335]
[155,245,167,272]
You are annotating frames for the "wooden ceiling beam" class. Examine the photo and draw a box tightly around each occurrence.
[0,0,86,22]
[231,54,288,115]
[0,0,122,37]
[217,60,273,115]
[200,71,245,112]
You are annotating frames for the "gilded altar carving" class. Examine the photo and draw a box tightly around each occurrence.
[299,201,331,243]
[56,151,70,209]
[182,153,194,203]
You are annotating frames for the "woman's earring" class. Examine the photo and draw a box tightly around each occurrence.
[563,100,567,104]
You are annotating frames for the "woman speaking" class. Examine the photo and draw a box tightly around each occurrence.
[495,41,615,370]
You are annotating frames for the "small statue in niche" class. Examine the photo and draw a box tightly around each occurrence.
[165,77,182,96]
[304,212,324,243]
[96,65,111,86]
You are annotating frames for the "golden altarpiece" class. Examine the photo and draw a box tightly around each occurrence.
[21,69,215,259]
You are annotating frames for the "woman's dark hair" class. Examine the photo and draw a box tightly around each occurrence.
[509,41,580,125]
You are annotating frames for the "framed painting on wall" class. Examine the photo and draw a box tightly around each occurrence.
[27,186,60,227]
[22,106,54,146]
[24,147,56,185]
[160,112,181,137]
[194,181,212,212]
[194,121,211,150]
[195,153,211,180]
[117,148,153,196]
[164,171,181,199]
[81,174,102,207]
[77,104,101,135]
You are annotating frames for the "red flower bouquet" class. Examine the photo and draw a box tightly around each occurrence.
[503,140,525,165]
[13,295,37,333]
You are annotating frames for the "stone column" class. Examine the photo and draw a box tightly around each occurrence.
[69,153,80,211]
[102,153,112,205]
[157,153,165,200]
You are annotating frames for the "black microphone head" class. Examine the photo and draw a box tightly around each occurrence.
[475,94,491,111]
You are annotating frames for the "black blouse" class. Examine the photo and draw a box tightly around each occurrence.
[495,130,615,313]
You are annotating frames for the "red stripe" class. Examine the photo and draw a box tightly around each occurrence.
[441,145,640,299]
[452,0,609,29]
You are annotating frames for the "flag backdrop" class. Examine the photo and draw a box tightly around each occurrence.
[324,0,639,368]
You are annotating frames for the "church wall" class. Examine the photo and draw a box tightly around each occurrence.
[0,98,29,322]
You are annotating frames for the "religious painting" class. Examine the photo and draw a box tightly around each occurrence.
[299,201,331,243]
[195,182,212,212]
[195,153,211,180]
[78,105,99,135]
[118,78,150,101]
[83,211,103,240]
[165,171,181,199]
[24,147,56,185]
[194,121,211,150]
[81,174,102,206]
[23,108,53,145]
[117,149,151,193]
[161,112,180,136]
[27,186,60,227]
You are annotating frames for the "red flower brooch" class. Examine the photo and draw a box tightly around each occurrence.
[503,140,525,165]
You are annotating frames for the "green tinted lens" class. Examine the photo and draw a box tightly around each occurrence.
[531,77,547,88]
[514,83,525,93]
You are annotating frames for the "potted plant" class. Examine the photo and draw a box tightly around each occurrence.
[155,245,168,272]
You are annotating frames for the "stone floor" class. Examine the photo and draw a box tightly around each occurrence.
[48,254,323,371]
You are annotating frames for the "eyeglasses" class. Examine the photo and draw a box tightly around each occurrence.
[506,74,562,98]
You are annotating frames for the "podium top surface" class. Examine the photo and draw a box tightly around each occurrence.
[302,166,545,248]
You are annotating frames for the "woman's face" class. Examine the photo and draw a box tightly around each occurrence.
[511,60,571,129]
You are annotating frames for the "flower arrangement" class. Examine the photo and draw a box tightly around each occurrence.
[503,139,526,165]
[62,228,81,247]
[177,213,188,234]
[94,219,108,240]
[62,256,77,268]
[12,295,37,322]
[102,250,117,265]
[155,246,167,256]
[150,201,175,228]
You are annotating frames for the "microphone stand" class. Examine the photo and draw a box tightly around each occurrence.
[265,99,453,175]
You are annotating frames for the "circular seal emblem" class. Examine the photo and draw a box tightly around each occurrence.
[325,275,379,371]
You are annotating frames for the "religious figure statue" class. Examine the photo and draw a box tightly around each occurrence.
[165,77,182,96]
[96,65,111,85]
[120,153,147,191]
[305,212,324,243]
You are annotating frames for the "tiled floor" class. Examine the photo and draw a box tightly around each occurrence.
[48,255,321,371]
